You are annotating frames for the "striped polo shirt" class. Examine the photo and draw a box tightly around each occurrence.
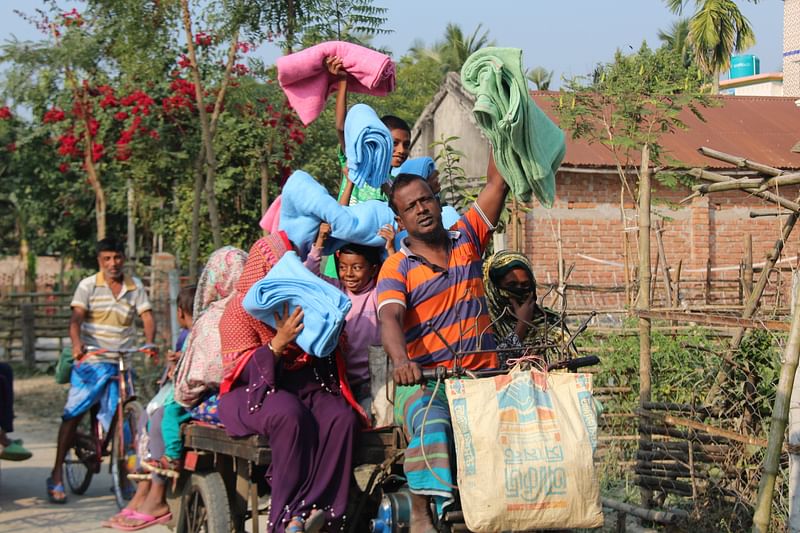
[70,272,152,362]
[377,203,498,370]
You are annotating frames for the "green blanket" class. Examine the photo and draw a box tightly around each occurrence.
[460,47,565,207]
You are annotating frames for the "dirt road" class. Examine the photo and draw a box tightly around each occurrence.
[0,375,169,533]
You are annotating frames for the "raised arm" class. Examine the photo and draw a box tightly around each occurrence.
[475,149,510,226]
[379,303,422,385]
[325,56,348,150]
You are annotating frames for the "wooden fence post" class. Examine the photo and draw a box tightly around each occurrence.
[21,303,35,368]
[169,269,179,351]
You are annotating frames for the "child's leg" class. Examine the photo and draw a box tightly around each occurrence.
[161,398,191,460]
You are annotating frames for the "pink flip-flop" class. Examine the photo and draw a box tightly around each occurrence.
[111,510,172,531]
[101,508,136,528]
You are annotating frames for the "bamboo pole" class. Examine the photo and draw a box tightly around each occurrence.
[751,299,800,533]
[697,147,783,176]
[705,210,800,405]
[689,169,800,212]
[637,144,653,508]
[655,222,673,306]
[637,409,769,447]
[744,235,753,299]
[693,178,764,193]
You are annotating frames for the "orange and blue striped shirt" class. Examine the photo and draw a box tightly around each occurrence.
[377,203,498,370]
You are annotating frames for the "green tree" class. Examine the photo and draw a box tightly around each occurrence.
[658,17,693,68]
[665,0,758,91]
[527,66,553,90]
[410,23,494,74]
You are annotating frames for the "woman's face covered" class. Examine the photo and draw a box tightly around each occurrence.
[498,267,536,304]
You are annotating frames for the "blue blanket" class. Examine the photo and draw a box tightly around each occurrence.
[242,251,352,358]
[280,170,395,258]
[391,156,436,178]
[345,103,393,189]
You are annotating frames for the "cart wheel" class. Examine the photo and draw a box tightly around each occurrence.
[65,416,97,495]
[111,400,144,508]
[177,471,231,533]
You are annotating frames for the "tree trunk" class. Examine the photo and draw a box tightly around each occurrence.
[636,143,652,508]
[285,0,296,54]
[789,362,800,531]
[189,147,206,282]
[126,177,136,260]
[751,300,800,532]
[83,136,106,240]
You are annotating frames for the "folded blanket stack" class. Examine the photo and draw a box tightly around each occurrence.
[460,47,565,207]
[279,170,395,258]
[344,103,393,189]
[277,41,396,125]
[243,251,352,358]
[391,156,436,179]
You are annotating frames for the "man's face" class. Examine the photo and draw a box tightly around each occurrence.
[98,251,124,281]
[393,179,443,240]
[390,128,410,168]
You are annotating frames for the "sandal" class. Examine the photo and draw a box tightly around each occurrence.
[46,477,67,504]
[101,508,136,528]
[111,510,172,531]
[286,510,324,533]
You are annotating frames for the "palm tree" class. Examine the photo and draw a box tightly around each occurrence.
[658,18,693,68]
[527,66,553,90]
[665,0,757,92]
[409,23,495,73]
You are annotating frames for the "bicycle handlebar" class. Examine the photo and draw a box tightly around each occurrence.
[77,344,159,363]
[420,355,600,381]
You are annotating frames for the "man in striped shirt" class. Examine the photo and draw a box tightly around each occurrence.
[48,238,155,504]
[377,151,509,532]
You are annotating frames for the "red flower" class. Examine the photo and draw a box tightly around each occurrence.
[114,111,129,121]
[59,163,70,173]
[115,147,131,161]
[91,142,104,162]
[232,63,250,76]
[6,143,16,152]
[99,93,118,108]
[43,107,66,123]
[0,106,12,120]
[177,54,192,69]
[87,118,100,137]
[194,32,212,47]
[148,130,160,140]
[57,134,79,157]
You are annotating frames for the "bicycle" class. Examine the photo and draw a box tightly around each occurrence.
[63,344,157,509]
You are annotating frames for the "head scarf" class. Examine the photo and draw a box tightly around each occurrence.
[220,232,299,392]
[483,250,561,350]
[174,246,248,407]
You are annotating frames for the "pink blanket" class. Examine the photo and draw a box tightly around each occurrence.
[277,41,396,125]
[259,195,282,233]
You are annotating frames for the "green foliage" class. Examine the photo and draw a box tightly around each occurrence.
[409,23,495,74]
[665,0,758,82]
[527,66,553,91]
[557,43,709,199]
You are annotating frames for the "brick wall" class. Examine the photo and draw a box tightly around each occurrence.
[524,170,800,310]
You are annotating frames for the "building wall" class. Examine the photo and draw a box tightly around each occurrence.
[730,80,784,97]
[786,0,800,97]
[410,92,490,180]
[525,171,800,310]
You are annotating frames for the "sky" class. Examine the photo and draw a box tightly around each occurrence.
[0,0,785,89]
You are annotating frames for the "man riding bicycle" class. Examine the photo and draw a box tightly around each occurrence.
[47,238,157,504]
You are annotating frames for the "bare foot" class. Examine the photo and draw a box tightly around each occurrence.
[409,493,436,533]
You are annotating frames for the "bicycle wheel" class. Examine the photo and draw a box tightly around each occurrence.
[110,399,145,509]
[65,415,97,495]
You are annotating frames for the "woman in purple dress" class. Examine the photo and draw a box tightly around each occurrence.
[217,232,366,533]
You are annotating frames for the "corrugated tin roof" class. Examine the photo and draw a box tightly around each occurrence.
[530,91,800,170]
